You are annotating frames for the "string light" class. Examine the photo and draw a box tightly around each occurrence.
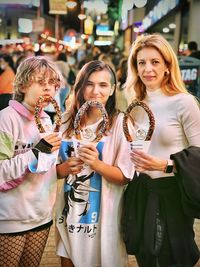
[66,1,77,9]
[78,14,86,20]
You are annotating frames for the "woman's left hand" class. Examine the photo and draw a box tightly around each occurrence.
[78,143,100,170]
[130,149,167,173]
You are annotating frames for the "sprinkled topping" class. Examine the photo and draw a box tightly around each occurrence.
[34,95,61,133]
[74,100,109,142]
[123,100,155,142]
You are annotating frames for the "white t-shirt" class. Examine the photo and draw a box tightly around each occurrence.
[132,89,200,178]
[55,112,135,267]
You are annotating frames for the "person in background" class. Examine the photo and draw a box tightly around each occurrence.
[55,52,71,112]
[98,53,116,71]
[64,86,75,113]
[55,60,135,267]
[0,54,16,110]
[92,46,101,60]
[116,57,128,111]
[185,41,200,60]
[0,56,62,267]
[67,53,77,87]
[15,53,27,70]
[123,33,200,267]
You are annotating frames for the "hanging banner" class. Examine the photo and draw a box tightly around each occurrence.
[49,0,67,14]
[84,17,94,35]
[32,17,45,32]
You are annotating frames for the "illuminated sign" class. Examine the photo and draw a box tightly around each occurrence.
[0,0,39,6]
[32,17,45,32]
[18,18,32,33]
[49,0,67,14]
[84,17,94,35]
[94,40,112,46]
[142,0,180,30]
[96,25,114,36]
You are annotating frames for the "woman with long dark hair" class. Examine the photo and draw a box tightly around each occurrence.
[56,60,135,267]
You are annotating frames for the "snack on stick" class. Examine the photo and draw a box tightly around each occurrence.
[123,100,155,142]
[74,100,109,142]
[34,95,62,133]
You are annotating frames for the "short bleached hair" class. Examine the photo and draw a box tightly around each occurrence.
[14,56,64,102]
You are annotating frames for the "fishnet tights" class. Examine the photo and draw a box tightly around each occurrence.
[0,227,50,267]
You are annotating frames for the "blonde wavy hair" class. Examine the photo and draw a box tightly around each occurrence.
[13,56,64,102]
[125,33,188,101]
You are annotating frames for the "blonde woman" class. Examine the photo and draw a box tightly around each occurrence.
[123,33,200,267]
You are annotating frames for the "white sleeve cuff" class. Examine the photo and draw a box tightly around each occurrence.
[28,152,57,173]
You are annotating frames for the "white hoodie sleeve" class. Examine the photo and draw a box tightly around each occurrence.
[0,130,36,191]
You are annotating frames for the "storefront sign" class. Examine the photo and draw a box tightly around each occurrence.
[84,17,94,35]
[181,68,198,82]
[49,0,67,14]
[32,17,45,32]
[180,66,200,97]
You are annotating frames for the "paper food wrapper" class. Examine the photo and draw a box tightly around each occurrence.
[130,140,151,176]
[72,138,98,177]
[130,140,151,153]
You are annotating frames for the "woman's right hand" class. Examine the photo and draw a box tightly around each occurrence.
[57,157,84,177]
[66,157,84,175]
[130,149,167,174]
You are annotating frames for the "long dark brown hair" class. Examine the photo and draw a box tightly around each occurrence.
[63,60,118,138]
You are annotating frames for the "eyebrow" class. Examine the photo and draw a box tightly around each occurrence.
[87,80,110,85]
[137,57,161,62]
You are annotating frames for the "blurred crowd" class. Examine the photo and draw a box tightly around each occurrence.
[1,39,200,114]
[0,43,129,115]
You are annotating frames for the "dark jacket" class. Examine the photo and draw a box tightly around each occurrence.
[122,146,200,266]
[171,146,200,217]
[190,51,200,60]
